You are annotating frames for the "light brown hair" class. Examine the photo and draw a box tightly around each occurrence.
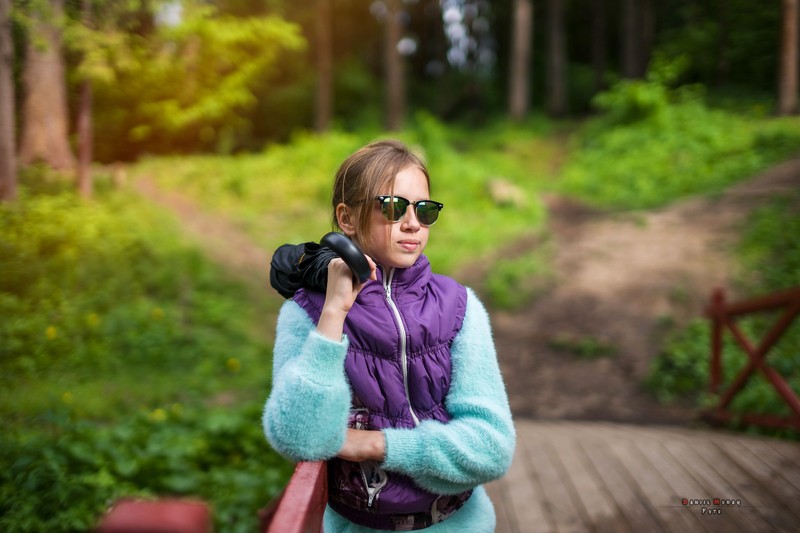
[331,140,430,251]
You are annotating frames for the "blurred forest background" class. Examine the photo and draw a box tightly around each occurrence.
[1,0,799,531]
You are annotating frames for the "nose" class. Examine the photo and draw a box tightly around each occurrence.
[400,204,421,231]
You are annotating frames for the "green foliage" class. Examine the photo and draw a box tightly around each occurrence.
[485,245,553,310]
[647,193,800,436]
[129,117,553,276]
[547,334,617,360]
[560,60,800,209]
[90,5,305,159]
[0,183,271,412]
[0,404,292,533]
[0,180,291,530]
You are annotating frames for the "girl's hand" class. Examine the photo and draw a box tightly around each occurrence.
[316,255,376,341]
[337,429,386,463]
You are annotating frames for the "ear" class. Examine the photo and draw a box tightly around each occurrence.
[335,203,357,237]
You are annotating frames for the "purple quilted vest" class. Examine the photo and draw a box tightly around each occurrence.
[293,255,468,526]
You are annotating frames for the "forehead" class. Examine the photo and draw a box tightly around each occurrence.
[378,165,430,198]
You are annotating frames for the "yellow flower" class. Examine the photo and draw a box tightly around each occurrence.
[45,326,58,340]
[151,308,164,321]
[226,357,241,373]
[86,313,100,328]
[149,408,167,422]
[62,392,74,404]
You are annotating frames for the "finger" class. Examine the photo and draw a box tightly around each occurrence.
[365,255,378,281]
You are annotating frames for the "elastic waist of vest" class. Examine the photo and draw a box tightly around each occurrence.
[328,489,473,531]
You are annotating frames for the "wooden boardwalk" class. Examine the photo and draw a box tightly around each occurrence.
[485,420,800,533]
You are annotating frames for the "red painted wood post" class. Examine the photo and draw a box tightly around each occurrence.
[263,461,327,533]
[95,499,212,533]
[708,287,725,394]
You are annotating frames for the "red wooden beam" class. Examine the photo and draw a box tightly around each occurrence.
[263,461,327,533]
[95,499,211,533]
[704,286,800,432]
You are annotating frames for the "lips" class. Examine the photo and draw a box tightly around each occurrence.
[398,240,420,251]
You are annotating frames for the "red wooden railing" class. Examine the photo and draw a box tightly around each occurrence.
[96,462,326,533]
[259,461,327,533]
[703,286,800,431]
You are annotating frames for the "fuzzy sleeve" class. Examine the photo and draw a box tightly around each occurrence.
[380,288,516,494]
[262,299,351,461]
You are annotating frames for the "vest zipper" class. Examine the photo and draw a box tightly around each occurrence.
[383,267,421,427]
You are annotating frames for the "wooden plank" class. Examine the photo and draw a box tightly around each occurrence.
[730,435,800,492]
[545,430,629,533]
[660,437,773,532]
[266,461,326,533]
[632,435,745,533]
[504,435,555,533]
[711,437,800,523]
[519,424,591,532]
[485,478,516,533]
[685,435,798,531]
[602,435,710,532]
[546,423,663,533]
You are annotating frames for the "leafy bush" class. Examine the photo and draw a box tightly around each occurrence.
[647,192,800,436]
[0,404,292,533]
[559,57,800,210]
[1,182,291,531]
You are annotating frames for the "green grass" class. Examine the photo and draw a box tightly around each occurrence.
[129,115,555,276]
[0,175,291,532]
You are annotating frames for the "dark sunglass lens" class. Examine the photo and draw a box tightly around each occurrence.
[416,202,441,225]
[381,197,410,221]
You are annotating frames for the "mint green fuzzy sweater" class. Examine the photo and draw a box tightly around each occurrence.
[263,287,515,532]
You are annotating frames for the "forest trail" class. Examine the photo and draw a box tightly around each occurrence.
[135,155,800,423]
[475,156,800,423]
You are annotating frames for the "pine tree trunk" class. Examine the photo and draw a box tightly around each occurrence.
[546,0,567,117]
[778,0,798,115]
[77,0,92,198]
[641,0,655,75]
[621,0,641,79]
[18,0,75,172]
[0,0,16,201]
[591,0,607,94]
[509,0,533,121]
[314,0,333,132]
[385,0,404,131]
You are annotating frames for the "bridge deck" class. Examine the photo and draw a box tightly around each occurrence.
[485,421,800,533]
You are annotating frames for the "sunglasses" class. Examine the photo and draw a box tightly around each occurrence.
[376,195,444,226]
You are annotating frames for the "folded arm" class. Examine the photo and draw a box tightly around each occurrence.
[262,300,351,461]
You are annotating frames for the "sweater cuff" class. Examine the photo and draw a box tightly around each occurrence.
[381,426,420,472]
[302,330,349,384]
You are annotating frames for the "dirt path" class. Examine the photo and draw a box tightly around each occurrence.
[135,156,800,424]
[483,156,800,423]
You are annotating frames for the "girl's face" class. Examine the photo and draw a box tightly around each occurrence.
[359,164,431,270]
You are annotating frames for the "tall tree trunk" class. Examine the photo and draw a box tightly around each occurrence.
[591,0,607,94]
[77,0,92,198]
[620,0,641,79]
[641,0,655,75]
[19,0,75,172]
[546,0,567,117]
[509,0,533,121]
[314,0,333,132]
[778,0,798,115]
[0,0,16,201]
[385,0,404,130]
[715,0,730,86]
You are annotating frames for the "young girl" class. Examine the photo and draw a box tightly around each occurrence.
[263,140,515,532]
